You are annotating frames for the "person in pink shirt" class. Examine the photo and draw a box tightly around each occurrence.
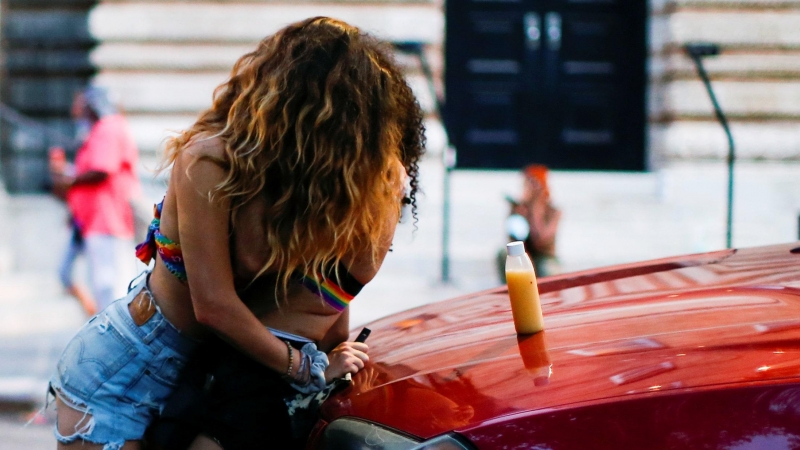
[51,86,141,313]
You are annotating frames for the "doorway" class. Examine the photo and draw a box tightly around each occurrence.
[445,0,647,171]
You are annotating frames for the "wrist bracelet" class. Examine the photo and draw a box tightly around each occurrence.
[284,340,294,378]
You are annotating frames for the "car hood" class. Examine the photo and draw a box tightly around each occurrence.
[320,243,800,439]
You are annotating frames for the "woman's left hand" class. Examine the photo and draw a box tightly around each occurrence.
[325,341,369,383]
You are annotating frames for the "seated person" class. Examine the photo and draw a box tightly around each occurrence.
[499,164,562,282]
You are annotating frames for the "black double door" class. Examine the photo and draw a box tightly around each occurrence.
[445,0,647,171]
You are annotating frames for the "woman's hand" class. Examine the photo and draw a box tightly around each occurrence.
[325,341,369,383]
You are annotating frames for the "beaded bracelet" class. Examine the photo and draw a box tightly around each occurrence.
[284,340,294,378]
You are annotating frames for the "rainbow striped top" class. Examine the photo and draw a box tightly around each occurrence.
[134,199,364,311]
[135,200,187,282]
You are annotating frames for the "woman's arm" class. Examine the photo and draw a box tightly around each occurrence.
[173,143,298,378]
[319,308,370,382]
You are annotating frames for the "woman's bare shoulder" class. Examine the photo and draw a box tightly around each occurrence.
[182,133,226,161]
[170,134,228,195]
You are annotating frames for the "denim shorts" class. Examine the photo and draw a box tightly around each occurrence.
[49,274,197,449]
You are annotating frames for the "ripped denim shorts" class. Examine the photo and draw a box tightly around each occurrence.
[49,274,197,449]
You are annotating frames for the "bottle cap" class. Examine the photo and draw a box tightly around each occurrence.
[507,241,525,256]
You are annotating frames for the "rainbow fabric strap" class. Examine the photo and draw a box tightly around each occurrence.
[299,275,354,311]
[135,201,188,283]
[298,268,363,312]
[134,200,364,304]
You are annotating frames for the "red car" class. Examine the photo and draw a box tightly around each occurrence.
[307,243,800,449]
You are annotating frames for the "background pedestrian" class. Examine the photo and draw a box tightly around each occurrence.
[49,86,141,313]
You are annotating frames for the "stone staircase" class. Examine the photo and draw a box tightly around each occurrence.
[0,193,84,409]
[0,184,11,276]
[88,0,443,161]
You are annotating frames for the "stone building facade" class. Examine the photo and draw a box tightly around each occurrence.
[88,0,800,165]
[87,0,443,165]
[650,0,800,163]
[2,0,799,191]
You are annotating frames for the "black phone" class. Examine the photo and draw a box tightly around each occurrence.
[355,327,371,343]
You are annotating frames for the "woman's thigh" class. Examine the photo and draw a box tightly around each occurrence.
[55,397,142,450]
[188,435,224,450]
[51,278,196,448]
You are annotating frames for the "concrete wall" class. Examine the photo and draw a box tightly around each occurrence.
[651,0,800,162]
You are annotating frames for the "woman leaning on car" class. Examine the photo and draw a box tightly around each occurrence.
[49,16,425,450]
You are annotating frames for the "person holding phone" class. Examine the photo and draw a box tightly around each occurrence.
[498,165,562,282]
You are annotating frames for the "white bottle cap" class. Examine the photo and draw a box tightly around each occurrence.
[507,241,525,256]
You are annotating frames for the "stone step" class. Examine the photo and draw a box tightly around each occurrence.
[0,273,85,339]
[653,0,800,13]
[89,2,442,45]
[0,272,84,410]
[91,41,442,73]
[92,43,254,71]
[651,52,800,80]
[652,10,800,51]
[95,71,436,115]
[651,79,800,119]
[650,121,800,160]
[0,376,49,407]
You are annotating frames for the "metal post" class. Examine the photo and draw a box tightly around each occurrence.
[415,46,451,281]
[442,147,455,282]
[395,42,455,283]
[686,43,734,249]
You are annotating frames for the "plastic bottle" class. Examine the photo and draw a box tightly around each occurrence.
[506,241,544,334]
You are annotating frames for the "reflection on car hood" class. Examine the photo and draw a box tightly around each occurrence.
[320,244,800,439]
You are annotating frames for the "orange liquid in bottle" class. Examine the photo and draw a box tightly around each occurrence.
[506,268,544,334]
[518,331,551,385]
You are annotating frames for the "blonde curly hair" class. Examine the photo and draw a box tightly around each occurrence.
[163,17,425,295]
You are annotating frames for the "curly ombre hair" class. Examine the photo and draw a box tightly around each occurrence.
[163,17,425,293]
